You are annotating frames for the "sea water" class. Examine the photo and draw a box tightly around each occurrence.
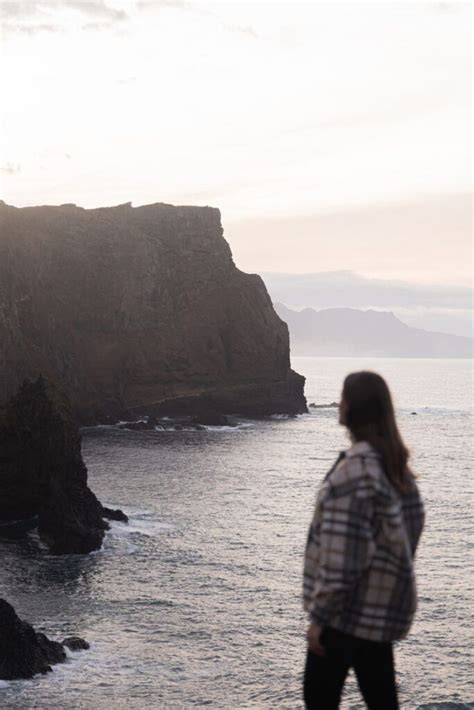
[0,357,472,709]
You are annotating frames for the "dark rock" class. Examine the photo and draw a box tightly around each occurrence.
[118,420,155,431]
[0,598,67,680]
[0,201,307,422]
[191,412,230,426]
[102,506,128,523]
[411,412,417,415]
[140,369,306,420]
[0,377,111,554]
[62,636,90,651]
[0,514,39,539]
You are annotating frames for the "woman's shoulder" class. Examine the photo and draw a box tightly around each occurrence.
[327,442,385,492]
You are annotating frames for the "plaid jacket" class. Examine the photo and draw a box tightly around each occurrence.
[303,441,424,642]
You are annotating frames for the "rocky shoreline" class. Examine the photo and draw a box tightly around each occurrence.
[0,599,89,681]
[0,199,308,685]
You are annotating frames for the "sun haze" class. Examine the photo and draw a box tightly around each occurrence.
[0,1,471,284]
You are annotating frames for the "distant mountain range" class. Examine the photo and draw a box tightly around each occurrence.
[274,303,473,358]
[262,271,473,337]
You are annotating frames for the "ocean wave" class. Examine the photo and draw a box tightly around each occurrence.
[101,508,175,554]
[84,420,255,434]
[417,704,474,709]
[202,422,254,431]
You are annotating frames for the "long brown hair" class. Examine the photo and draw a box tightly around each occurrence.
[342,371,412,493]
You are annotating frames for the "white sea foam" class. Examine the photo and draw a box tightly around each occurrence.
[85,418,256,434]
[202,423,254,431]
[110,519,174,539]
[102,508,175,553]
[149,422,254,432]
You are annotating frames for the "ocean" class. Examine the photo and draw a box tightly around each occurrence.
[1,357,472,709]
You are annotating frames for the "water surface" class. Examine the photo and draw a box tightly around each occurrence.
[1,357,472,708]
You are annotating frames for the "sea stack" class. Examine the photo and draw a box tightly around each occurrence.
[0,201,307,423]
[0,376,126,554]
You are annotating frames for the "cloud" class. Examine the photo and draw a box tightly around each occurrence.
[136,0,188,11]
[0,1,35,18]
[60,0,127,21]
[261,271,473,311]
[11,22,62,34]
[0,0,128,33]
[225,23,258,39]
[116,76,137,85]
[0,162,21,174]
[81,21,114,31]
[135,1,258,38]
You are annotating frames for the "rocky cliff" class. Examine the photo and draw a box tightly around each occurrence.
[0,201,306,422]
[0,376,126,554]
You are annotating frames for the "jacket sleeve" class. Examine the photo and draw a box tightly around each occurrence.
[401,482,425,556]
[306,461,377,626]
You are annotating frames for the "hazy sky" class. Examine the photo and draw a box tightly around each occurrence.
[0,0,472,285]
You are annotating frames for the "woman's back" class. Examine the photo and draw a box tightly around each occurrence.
[303,371,424,709]
[303,440,424,642]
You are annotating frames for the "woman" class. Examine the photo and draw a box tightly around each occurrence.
[303,371,424,709]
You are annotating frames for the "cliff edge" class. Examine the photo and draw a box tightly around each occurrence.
[0,201,306,422]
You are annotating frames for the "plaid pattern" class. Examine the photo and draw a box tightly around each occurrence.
[303,441,424,642]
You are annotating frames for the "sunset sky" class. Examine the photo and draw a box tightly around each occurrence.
[1,1,472,288]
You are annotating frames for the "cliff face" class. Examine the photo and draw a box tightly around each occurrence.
[0,201,306,422]
[0,377,126,554]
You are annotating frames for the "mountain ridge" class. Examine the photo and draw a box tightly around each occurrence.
[274,303,473,358]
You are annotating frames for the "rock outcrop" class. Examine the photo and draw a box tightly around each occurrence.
[0,376,127,554]
[0,598,88,680]
[0,200,306,423]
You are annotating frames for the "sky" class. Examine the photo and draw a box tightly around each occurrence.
[0,1,472,294]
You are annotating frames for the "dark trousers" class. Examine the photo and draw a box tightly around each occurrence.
[303,627,399,710]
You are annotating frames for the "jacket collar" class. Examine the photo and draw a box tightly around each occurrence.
[346,441,381,459]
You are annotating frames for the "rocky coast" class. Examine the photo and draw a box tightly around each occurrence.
[0,376,127,555]
[0,200,307,424]
[0,598,89,680]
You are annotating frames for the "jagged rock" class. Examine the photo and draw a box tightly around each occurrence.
[0,201,307,422]
[102,506,129,523]
[191,412,229,426]
[0,598,67,680]
[62,636,90,651]
[118,420,155,431]
[0,377,126,554]
[0,514,39,539]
